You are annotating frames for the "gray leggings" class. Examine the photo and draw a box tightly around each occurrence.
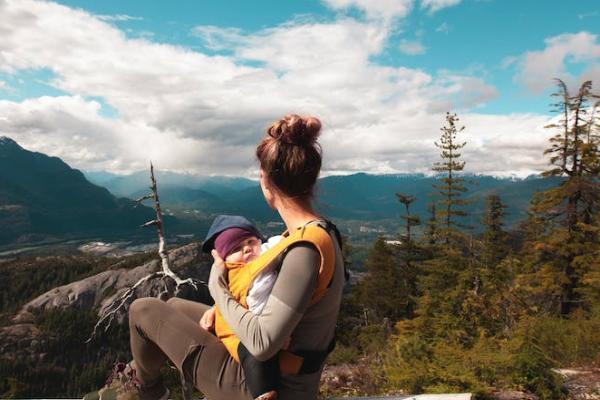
[128,297,252,400]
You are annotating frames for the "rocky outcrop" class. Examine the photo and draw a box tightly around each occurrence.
[1,242,212,363]
[12,242,209,324]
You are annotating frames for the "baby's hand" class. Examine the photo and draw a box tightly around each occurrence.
[199,306,216,332]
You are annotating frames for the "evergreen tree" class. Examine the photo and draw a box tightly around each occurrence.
[538,80,600,234]
[432,112,470,243]
[425,202,438,245]
[481,194,509,267]
[526,79,600,315]
[408,245,481,342]
[355,238,411,323]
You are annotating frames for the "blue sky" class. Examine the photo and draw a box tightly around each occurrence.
[0,0,599,177]
[49,0,600,114]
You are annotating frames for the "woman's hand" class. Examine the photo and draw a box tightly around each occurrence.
[209,249,229,299]
[211,249,223,264]
[199,306,216,332]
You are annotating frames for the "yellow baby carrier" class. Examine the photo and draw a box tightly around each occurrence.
[214,220,339,375]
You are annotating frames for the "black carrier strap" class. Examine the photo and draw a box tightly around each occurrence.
[294,337,337,374]
[319,219,349,284]
[238,342,280,397]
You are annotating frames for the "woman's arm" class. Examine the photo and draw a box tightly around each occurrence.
[209,243,319,361]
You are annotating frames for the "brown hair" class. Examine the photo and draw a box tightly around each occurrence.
[256,114,322,199]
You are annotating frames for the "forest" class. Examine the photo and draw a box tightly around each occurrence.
[328,79,600,399]
[1,79,599,399]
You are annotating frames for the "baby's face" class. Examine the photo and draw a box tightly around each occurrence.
[224,236,261,264]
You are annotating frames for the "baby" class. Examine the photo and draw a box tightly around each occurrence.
[201,215,282,400]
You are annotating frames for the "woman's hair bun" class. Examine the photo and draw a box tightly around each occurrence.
[268,114,321,145]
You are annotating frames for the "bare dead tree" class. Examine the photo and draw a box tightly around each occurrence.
[88,162,206,342]
[395,193,420,242]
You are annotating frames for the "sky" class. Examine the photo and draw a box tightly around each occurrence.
[0,0,599,178]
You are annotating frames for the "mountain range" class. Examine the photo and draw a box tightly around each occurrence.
[0,137,157,246]
[88,166,560,229]
[1,136,561,247]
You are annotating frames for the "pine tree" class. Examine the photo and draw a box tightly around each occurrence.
[432,112,470,243]
[538,80,600,234]
[355,238,411,323]
[527,79,600,315]
[481,194,509,267]
[425,202,438,245]
[409,245,481,342]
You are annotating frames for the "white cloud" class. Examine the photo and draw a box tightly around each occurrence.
[191,25,245,51]
[321,0,414,21]
[0,81,6,90]
[461,113,551,177]
[0,96,250,174]
[435,22,451,34]
[321,0,462,20]
[435,74,498,109]
[97,14,143,22]
[421,0,462,13]
[516,32,600,93]
[500,55,518,69]
[237,20,388,71]
[319,111,551,178]
[578,11,599,20]
[0,0,553,178]
[399,39,426,55]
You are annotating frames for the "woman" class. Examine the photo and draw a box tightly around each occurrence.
[123,114,345,400]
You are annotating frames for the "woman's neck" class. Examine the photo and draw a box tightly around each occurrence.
[275,197,320,232]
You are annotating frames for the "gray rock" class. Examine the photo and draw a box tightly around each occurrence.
[12,242,207,324]
[491,390,539,400]
[1,242,211,363]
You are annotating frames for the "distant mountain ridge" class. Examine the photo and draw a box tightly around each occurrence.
[0,137,157,245]
[0,136,561,246]
[316,173,561,226]
[86,170,256,198]
[86,169,561,229]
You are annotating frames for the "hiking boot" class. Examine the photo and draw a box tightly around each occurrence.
[255,390,277,400]
[82,362,169,400]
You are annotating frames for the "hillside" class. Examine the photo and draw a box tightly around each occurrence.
[0,243,213,398]
[0,137,158,245]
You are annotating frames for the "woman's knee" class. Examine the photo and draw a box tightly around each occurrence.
[129,297,164,326]
[166,296,184,309]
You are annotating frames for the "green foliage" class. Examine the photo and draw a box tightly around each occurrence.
[383,327,568,399]
[334,92,600,399]
[425,202,439,245]
[354,238,414,323]
[0,252,157,317]
[327,344,361,365]
[525,312,600,366]
[0,251,162,398]
[481,195,510,266]
[384,334,499,396]
[524,79,600,315]
[0,308,130,398]
[512,335,565,399]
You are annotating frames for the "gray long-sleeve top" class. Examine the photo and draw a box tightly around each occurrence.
[208,223,345,399]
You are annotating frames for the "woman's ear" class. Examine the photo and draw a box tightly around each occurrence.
[259,170,276,210]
